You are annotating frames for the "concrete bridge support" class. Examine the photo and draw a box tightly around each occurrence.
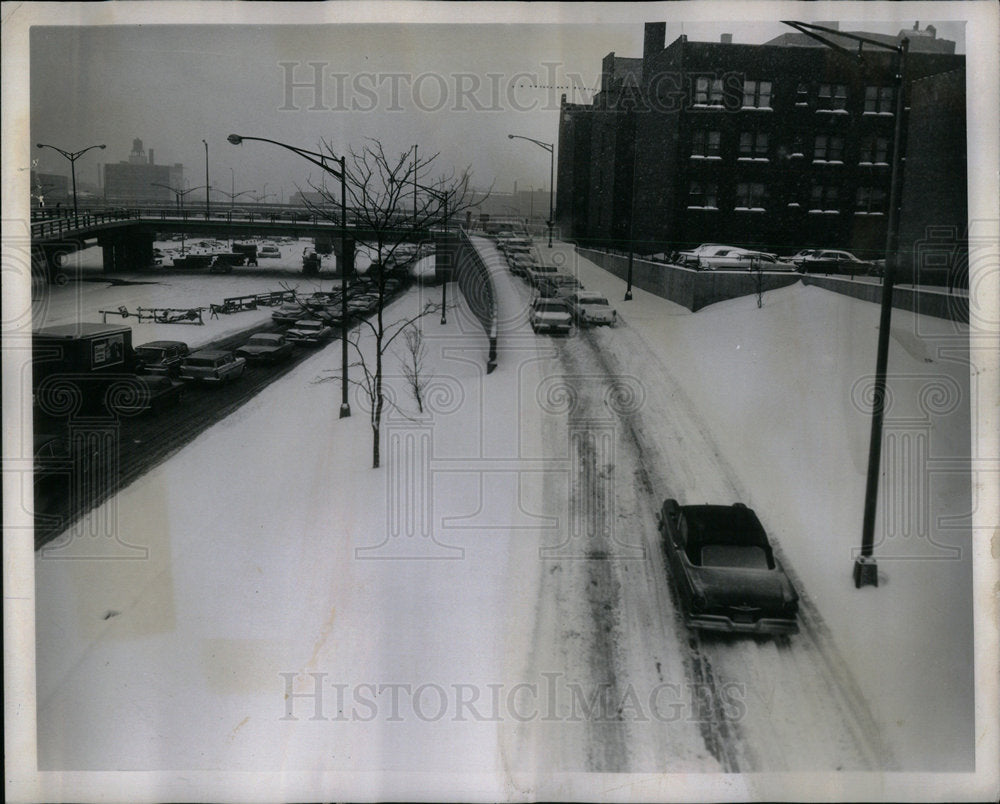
[97,232,156,274]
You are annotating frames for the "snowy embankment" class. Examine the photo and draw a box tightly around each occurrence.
[33,268,526,794]
[560,243,974,771]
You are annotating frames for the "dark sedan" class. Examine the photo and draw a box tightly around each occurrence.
[134,340,190,377]
[657,499,799,635]
[235,333,294,364]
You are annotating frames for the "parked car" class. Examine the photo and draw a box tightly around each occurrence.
[272,301,306,325]
[657,499,799,635]
[258,244,281,259]
[235,333,294,364]
[568,290,617,326]
[797,249,874,275]
[529,297,573,334]
[787,249,819,267]
[677,243,787,271]
[134,340,190,377]
[287,318,334,345]
[537,274,585,299]
[741,252,798,272]
[179,350,247,383]
[509,254,536,278]
[526,264,561,287]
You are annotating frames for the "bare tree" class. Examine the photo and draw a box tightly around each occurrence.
[398,325,428,414]
[303,138,487,467]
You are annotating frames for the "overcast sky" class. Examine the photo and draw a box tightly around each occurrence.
[29,17,966,200]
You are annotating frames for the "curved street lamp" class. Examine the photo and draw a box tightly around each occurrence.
[36,141,106,226]
[229,133,352,419]
[507,134,554,248]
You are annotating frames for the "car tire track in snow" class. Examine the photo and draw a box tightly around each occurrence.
[577,313,894,771]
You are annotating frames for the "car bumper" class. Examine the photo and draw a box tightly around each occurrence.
[686,612,799,635]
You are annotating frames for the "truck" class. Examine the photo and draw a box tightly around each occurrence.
[32,323,138,416]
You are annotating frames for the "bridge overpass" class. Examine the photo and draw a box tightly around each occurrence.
[30,207,443,282]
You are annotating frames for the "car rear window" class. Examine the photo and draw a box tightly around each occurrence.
[701,544,770,570]
[185,357,216,367]
[136,347,166,360]
[535,302,568,313]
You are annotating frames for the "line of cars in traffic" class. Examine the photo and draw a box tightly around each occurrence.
[671,243,882,276]
[489,231,618,335]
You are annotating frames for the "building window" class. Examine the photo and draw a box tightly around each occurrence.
[859,135,889,164]
[810,184,839,213]
[855,186,886,214]
[694,76,724,106]
[865,85,895,114]
[691,129,722,157]
[735,182,766,210]
[795,82,809,105]
[688,181,719,209]
[817,83,848,110]
[814,134,844,162]
[742,79,773,109]
[738,131,769,159]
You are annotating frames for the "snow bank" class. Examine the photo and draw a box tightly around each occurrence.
[562,244,974,771]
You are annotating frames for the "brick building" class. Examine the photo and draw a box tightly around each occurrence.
[557,22,966,272]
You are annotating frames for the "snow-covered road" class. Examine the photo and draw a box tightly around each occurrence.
[481,236,890,775]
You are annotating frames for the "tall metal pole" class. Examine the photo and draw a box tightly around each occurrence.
[230,168,235,210]
[36,142,105,227]
[547,146,554,248]
[625,107,638,301]
[228,133,352,419]
[856,37,909,589]
[202,139,210,219]
[413,144,418,224]
[508,134,554,247]
[340,154,351,418]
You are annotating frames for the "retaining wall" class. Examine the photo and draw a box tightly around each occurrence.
[576,247,799,311]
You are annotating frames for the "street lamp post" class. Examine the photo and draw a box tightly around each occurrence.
[228,133,352,418]
[418,184,453,325]
[36,141,106,226]
[782,21,910,589]
[202,139,211,220]
[150,183,207,253]
[508,134,554,248]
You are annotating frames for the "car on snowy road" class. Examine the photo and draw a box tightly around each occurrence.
[134,340,190,377]
[234,333,294,364]
[179,350,247,383]
[258,244,281,259]
[286,318,334,346]
[529,298,573,335]
[657,499,799,635]
[567,290,617,326]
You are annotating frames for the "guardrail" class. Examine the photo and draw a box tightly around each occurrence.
[454,228,498,373]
